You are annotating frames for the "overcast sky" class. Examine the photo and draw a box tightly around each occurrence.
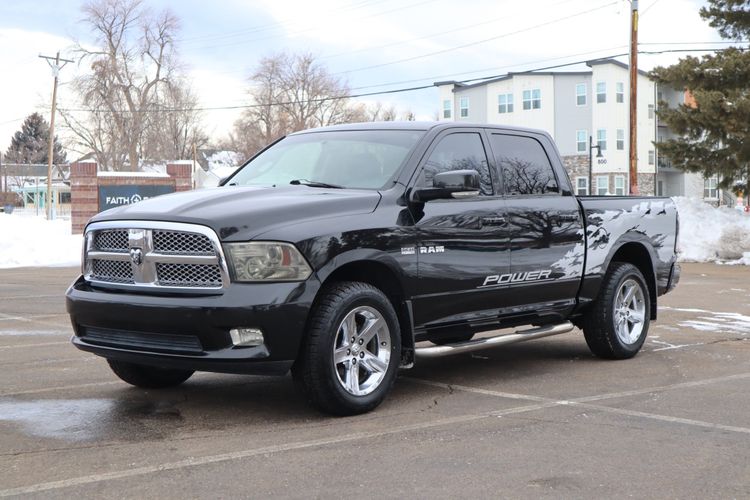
[0,0,727,157]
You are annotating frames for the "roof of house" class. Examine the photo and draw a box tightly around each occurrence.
[435,58,650,91]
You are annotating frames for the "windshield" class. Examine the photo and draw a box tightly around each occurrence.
[228,130,425,190]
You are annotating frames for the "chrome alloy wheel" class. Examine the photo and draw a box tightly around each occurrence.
[613,278,646,345]
[333,306,391,396]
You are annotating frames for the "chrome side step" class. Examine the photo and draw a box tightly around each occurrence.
[414,322,575,359]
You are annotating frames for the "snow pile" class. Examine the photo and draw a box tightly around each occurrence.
[673,196,750,264]
[0,214,82,268]
[206,151,242,171]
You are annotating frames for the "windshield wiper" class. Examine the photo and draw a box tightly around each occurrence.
[289,179,344,189]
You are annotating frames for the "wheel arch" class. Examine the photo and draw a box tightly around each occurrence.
[312,251,415,367]
[609,241,658,320]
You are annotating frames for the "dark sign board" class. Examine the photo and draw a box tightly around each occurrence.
[98,185,175,211]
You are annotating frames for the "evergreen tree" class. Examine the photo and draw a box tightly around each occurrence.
[650,0,750,196]
[5,113,67,165]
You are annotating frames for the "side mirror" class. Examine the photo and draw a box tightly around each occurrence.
[412,169,481,202]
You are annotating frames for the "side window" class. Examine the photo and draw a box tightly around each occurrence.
[419,133,493,196]
[490,134,559,196]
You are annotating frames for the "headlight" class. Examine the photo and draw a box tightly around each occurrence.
[224,242,312,282]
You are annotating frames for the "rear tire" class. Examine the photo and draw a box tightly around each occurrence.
[107,360,194,388]
[581,262,650,359]
[292,281,401,416]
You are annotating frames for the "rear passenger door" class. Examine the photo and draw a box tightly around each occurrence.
[409,130,510,329]
[487,132,585,321]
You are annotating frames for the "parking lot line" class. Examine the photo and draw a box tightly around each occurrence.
[0,381,120,398]
[0,341,69,350]
[570,402,750,435]
[407,375,750,434]
[0,295,67,301]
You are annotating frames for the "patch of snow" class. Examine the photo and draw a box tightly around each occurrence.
[207,150,242,171]
[673,196,750,264]
[649,339,705,351]
[0,214,82,268]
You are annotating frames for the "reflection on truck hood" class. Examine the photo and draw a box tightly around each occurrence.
[90,186,381,241]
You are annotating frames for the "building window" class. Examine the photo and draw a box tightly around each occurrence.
[576,130,587,153]
[616,129,625,150]
[443,99,451,119]
[576,83,586,106]
[597,129,607,151]
[596,175,609,195]
[616,82,624,103]
[596,82,606,103]
[614,175,626,195]
[576,177,589,196]
[648,104,655,119]
[459,97,469,118]
[704,176,718,199]
[648,150,655,165]
[657,180,664,196]
[523,89,541,110]
[497,93,513,113]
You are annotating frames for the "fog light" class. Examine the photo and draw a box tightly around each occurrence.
[230,328,264,347]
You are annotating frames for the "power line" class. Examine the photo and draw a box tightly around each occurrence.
[186,0,440,51]
[56,46,742,115]
[333,0,620,75]
[347,45,630,91]
[179,0,381,44]
[320,0,583,60]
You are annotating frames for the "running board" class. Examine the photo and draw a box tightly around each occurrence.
[414,322,575,359]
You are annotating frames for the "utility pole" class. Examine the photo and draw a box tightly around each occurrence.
[39,52,73,219]
[193,142,198,190]
[628,0,639,195]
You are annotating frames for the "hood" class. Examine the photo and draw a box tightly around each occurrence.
[90,186,381,241]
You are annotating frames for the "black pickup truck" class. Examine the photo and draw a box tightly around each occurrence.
[66,122,680,415]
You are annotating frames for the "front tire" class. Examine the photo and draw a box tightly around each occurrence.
[292,282,401,416]
[581,262,650,359]
[107,360,194,388]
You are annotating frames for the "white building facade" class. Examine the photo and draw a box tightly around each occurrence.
[436,59,722,202]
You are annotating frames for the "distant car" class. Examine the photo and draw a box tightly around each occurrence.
[66,122,680,415]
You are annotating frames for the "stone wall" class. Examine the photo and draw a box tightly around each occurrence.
[561,154,657,196]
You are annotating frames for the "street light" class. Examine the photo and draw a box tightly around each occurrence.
[589,135,603,196]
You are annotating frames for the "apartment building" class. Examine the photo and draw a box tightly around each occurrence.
[435,59,719,202]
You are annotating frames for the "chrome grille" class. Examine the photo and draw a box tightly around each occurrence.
[94,230,128,253]
[92,259,134,283]
[156,263,223,287]
[153,230,214,255]
[84,221,229,293]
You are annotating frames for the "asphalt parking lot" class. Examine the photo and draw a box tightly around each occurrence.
[1,263,749,498]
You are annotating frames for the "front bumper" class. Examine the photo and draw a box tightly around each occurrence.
[66,276,321,375]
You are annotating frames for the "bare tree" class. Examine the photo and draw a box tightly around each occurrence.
[61,0,201,170]
[142,82,208,160]
[230,53,361,157]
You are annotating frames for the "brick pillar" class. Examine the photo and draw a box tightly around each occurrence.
[70,161,98,234]
[167,163,193,192]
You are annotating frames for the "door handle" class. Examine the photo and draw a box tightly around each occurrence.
[481,216,507,226]
[556,214,580,222]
